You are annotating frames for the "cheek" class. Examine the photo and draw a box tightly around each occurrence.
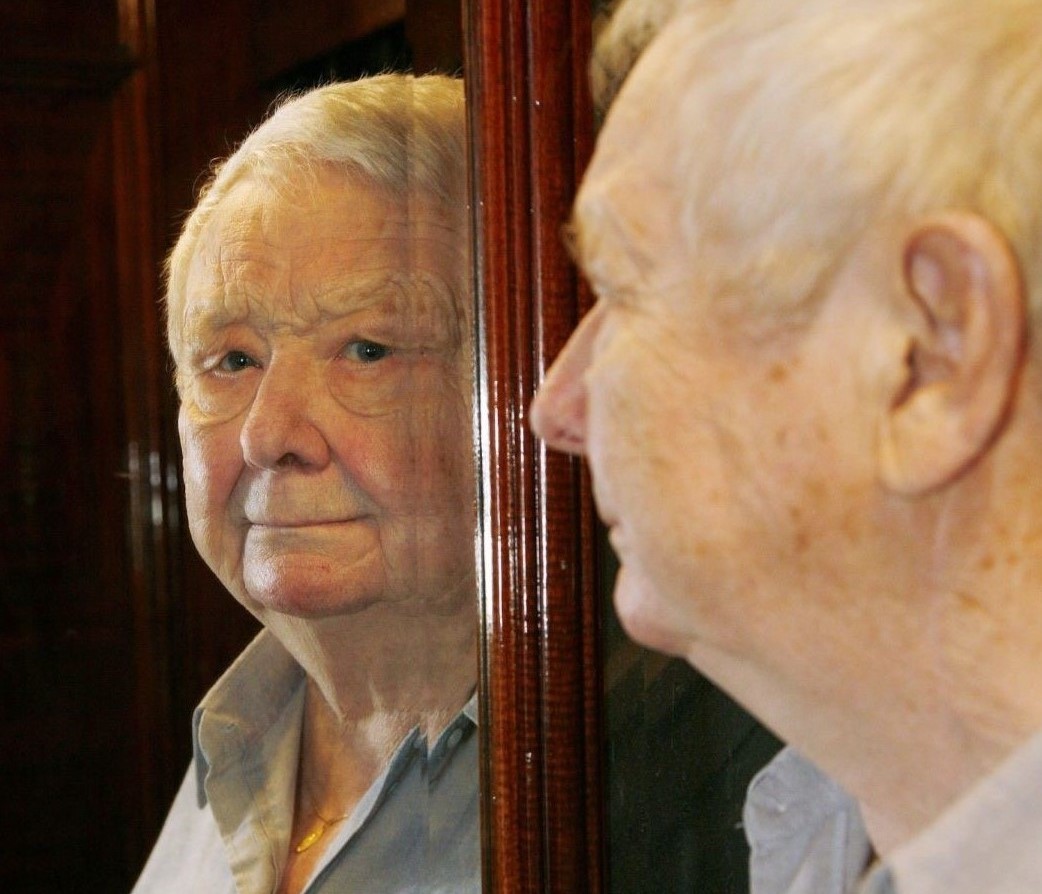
[352,371,474,510]
[179,408,243,518]
[588,333,705,494]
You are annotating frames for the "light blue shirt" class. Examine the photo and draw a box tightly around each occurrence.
[132,631,479,894]
[746,728,1042,894]
[744,746,871,894]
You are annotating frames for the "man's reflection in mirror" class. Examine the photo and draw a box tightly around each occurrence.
[133,75,479,894]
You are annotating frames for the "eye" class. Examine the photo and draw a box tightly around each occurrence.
[217,350,258,372]
[342,340,391,363]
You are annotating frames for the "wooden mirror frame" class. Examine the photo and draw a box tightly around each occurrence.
[463,2,604,891]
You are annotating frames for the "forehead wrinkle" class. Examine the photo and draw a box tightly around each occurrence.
[177,250,254,354]
[263,269,464,350]
[181,194,470,343]
[407,273,465,350]
[356,272,465,348]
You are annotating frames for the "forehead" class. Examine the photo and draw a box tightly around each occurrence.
[193,169,464,281]
[180,169,467,336]
[572,23,695,294]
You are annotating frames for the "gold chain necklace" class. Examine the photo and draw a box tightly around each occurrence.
[293,777,352,854]
[294,810,351,854]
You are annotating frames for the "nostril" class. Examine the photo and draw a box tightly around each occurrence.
[555,427,587,456]
[534,413,585,456]
[275,451,305,469]
[529,398,559,444]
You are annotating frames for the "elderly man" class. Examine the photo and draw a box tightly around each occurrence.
[532,0,1042,891]
[133,75,478,894]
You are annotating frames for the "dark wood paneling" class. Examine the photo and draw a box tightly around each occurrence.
[0,3,165,887]
[252,0,405,84]
[407,0,464,74]
[465,1,603,891]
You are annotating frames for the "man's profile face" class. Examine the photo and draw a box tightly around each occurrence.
[532,20,882,664]
[174,166,475,622]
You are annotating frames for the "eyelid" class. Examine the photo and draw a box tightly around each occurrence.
[583,272,625,306]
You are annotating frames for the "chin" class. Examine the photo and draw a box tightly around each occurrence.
[618,611,690,658]
[612,567,690,658]
[258,590,387,619]
[238,563,389,620]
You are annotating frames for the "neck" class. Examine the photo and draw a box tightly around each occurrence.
[687,458,1042,857]
[266,595,476,813]
[268,597,477,727]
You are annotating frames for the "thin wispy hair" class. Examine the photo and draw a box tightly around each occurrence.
[656,0,1042,322]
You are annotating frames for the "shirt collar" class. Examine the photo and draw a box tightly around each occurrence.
[190,631,480,805]
[884,726,1042,894]
[192,630,304,806]
[461,689,478,726]
[744,746,872,894]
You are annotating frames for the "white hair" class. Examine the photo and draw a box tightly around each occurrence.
[590,0,690,118]
[655,0,1042,321]
[165,73,467,356]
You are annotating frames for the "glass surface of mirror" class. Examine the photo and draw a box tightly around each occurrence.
[135,10,481,894]
[0,2,479,891]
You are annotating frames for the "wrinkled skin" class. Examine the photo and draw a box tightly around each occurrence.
[175,168,475,624]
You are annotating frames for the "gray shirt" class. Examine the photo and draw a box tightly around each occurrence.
[132,631,479,894]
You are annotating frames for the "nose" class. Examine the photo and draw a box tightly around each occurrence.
[240,358,331,471]
[530,304,601,455]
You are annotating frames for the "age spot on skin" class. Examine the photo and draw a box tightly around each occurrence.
[793,528,810,554]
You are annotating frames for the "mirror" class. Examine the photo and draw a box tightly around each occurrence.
[134,7,484,894]
[3,0,779,889]
[0,2,481,892]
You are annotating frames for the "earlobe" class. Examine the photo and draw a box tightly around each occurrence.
[878,213,1025,495]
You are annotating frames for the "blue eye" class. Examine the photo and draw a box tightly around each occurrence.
[344,340,390,363]
[218,350,257,372]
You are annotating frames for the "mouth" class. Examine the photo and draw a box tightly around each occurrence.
[247,517,365,529]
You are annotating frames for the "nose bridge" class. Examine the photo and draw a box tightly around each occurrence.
[531,304,601,455]
[240,352,328,470]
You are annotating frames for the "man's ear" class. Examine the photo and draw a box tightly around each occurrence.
[878,212,1025,495]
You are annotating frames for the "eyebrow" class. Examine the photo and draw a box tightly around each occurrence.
[560,193,622,278]
[181,270,462,344]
